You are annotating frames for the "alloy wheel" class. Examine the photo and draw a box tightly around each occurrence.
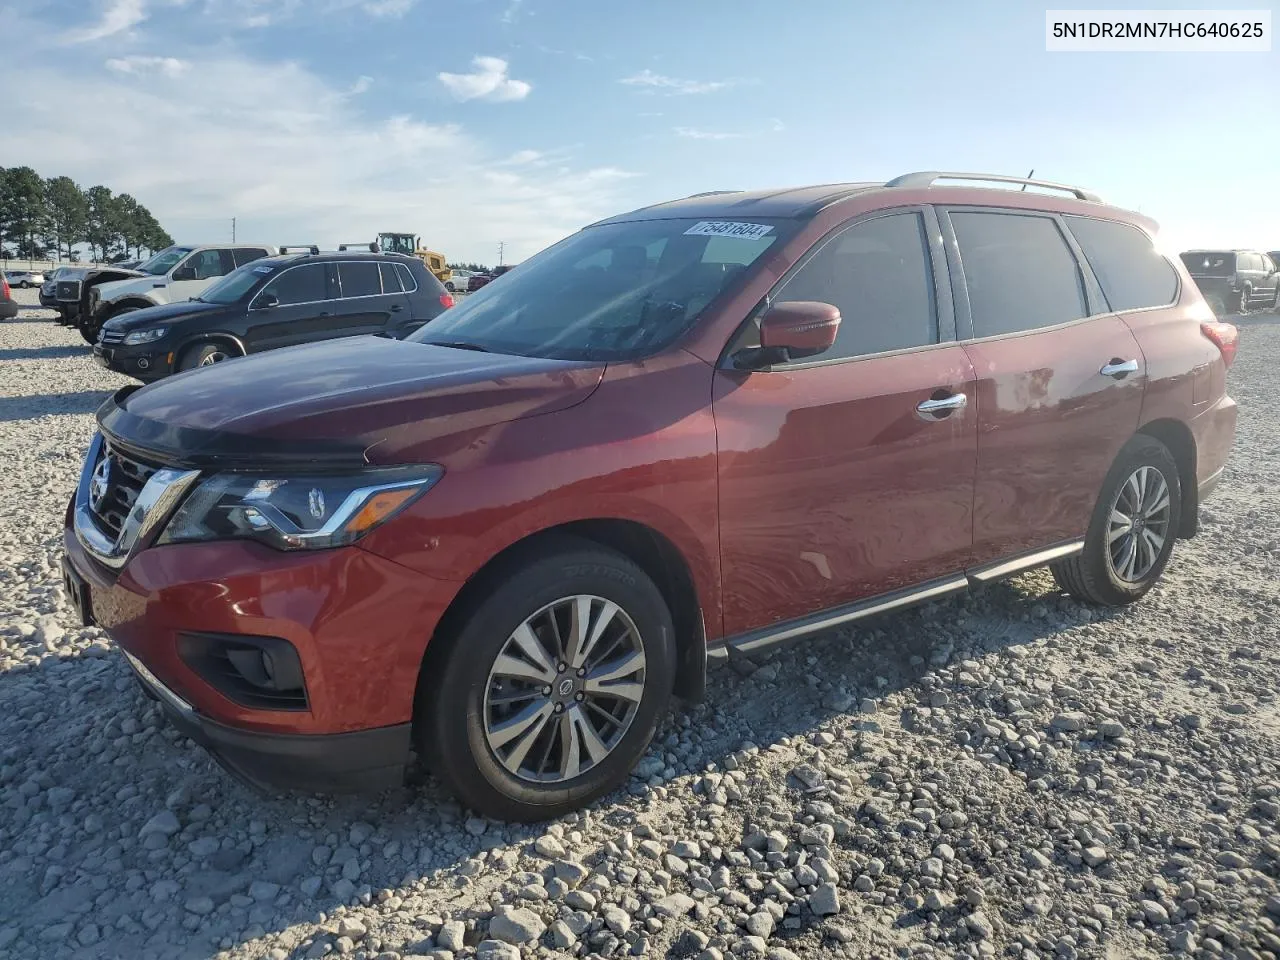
[200,351,230,366]
[483,594,647,784]
[1106,465,1171,582]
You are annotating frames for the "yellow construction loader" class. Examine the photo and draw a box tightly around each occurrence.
[339,233,452,287]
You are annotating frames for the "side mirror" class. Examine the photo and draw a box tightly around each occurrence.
[171,266,196,281]
[758,301,841,357]
[255,293,279,309]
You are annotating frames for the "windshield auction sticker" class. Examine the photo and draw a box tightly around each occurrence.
[683,221,775,240]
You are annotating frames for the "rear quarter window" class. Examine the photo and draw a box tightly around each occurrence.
[1065,216,1178,312]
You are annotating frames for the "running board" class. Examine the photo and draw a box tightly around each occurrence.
[713,539,1084,660]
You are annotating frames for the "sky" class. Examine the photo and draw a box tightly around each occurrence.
[4,0,1278,264]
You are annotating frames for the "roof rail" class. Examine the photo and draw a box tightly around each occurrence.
[337,242,378,252]
[885,171,1101,203]
[685,190,743,199]
[279,245,320,255]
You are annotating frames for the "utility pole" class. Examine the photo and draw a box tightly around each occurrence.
[231,218,237,242]
[498,241,505,267]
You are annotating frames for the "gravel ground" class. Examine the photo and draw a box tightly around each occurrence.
[1,286,1278,960]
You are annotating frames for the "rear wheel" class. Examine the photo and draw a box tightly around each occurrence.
[1235,286,1251,315]
[1051,435,1181,606]
[179,342,237,370]
[418,540,676,821]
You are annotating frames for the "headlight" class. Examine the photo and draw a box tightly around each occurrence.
[157,465,443,551]
[123,327,168,345]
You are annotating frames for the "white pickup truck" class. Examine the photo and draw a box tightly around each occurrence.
[78,243,275,343]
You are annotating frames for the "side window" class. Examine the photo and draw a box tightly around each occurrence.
[773,212,937,359]
[394,263,418,292]
[951,211,1088,337]
[1262,255,1276,274]
[379,262,404,293]
[184,249,228,281]
[1065,216,1178,312]
[233,248,271,268]
[338,261,382,298]
[257,263,328,306]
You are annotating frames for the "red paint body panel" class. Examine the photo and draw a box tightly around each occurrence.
[712,346,976,635]
[64,527,456,734]
[963,316,1146,562]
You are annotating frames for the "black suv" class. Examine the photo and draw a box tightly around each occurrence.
[1179,249,1280,314]
[94,251,455,381]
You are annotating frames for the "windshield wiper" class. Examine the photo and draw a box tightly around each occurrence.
[428,340,491,353]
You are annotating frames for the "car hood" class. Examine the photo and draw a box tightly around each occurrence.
[103,299,231,331]
[94,274,157,300]
[98,336,606,468]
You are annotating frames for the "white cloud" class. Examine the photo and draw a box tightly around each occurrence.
[620,69,736,95]
[347,75,374,95]
[72,0,149,42]
[106,55,188,77]
[500,0,524,23]
[5,46,635,263]
[360,0,415,16]
[438,56,531,103]
[674,127,746,141]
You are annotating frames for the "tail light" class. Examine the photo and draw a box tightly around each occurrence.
[439,292,455,309]
[1200,320,1238,369]
[1,275,9,299]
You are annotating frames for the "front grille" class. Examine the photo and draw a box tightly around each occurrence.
[56,279,81,302]
[91,444,161,541]
[100,329,126,344]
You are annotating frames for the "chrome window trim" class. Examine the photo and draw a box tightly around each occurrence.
[249,259,414,310]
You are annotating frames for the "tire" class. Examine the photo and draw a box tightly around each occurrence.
[1272,286,1280,312]
[445,281,456,292]
[418,539,676,821]
[179,342,237,370]
[1235,286,1251,315]
[1051,435,1182,607]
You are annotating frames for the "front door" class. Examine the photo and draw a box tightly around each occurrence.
[714,209,978,637]
[170,248,233,302]
[941,207,1147,564]
[244,262,337,352]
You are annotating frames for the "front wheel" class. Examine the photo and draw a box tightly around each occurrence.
[1051,435,1181,606]
[418,539,676,821]
[179,342,237,370]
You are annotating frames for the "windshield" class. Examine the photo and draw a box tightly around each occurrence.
[408,217,791,361]
[197,262,272,304]
[137,246,194,276]
[1180,251,1234,276]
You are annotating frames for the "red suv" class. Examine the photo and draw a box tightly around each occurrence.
[62,172,1238,821]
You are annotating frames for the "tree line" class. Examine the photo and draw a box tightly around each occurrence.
[448,261,496,273]
[0,166,175,263]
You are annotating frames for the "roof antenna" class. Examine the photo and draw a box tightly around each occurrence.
[1021,169,1034,191]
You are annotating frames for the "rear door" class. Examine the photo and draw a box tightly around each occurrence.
[333,260,406,337]
[941,207,1146,566]
[378,261,421,336]
[244,262,336,352]
[714,208,977,637]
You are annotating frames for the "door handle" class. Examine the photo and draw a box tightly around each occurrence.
[916,392,967,419]
[318,311,331,317]
[1100,358,1139,379]
[389,304,403,312]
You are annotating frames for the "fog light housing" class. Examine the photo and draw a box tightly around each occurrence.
[136,356,151,370]
[177,633,308,711]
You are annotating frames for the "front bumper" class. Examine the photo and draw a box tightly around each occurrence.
[121,647,411,792]
[63,497,458,793]
[93,340,174,381]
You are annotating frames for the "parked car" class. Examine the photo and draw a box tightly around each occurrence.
[74,243,276,344]
[4,269,45,288]
[40,266,76,309]
[1178,249,1280,314]
[445,269,475,292]
[0,273,16,320]
[94,251,455,381]
[63,171,1237,820]
[52,267,91,325]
